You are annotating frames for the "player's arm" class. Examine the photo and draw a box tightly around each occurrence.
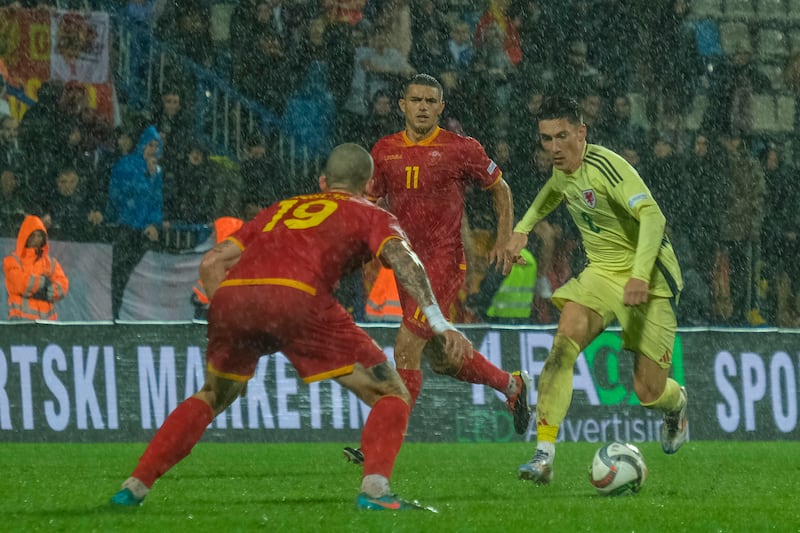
[612,167,667,305]
[486,177,515,273]
[379,238,473,360]
[199,239,242,302]
[502,178,562,275]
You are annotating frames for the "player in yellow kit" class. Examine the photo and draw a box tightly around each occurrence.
[504,96,688,484]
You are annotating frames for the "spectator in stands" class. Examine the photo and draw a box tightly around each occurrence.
[716,130,766,325]
[163,141,216,225]
[641,0,702,133]
[680,131,724,312]
[639,131,684,236]
[0,168,27,238]
[359,27,416,105]
[552,38,604,96]
[464,21,516,145]
[152,86,193,170]
[408,17,456,95]
[239,133,279,220]
[287,14,355,112]
[48,167,104,242]
[3,214,69,321]
[281,60,337,163]
[474,0,522,66]
[0,114,24,175]
[105,125,163,320]
[59,81,111,155]
[412,0,452,66]
[702,41,771,143]
[510,0,551,73]
[604,94,648,153]
[231,0,291,114]
[446,20,475,73]
[361,89,402,150]
[759,142,800,327]
[370,0,413,62]
[507,82,546,176]
[158,1,214,68]
[579,89,609,146]
[18,80,67,182]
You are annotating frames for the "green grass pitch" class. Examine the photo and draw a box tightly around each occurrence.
[1,441,798,532]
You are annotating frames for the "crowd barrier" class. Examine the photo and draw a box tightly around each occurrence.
[0,323,797,443]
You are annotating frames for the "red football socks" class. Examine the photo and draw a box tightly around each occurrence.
[455,350,510,392]
[132,397,214,487]
[396,368,422,409]
[360,396,410,479]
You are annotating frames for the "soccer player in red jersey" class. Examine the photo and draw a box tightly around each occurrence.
[110,143,472,511]
[343,74,532,465]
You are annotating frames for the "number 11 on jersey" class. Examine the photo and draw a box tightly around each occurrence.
[405,166,419,189]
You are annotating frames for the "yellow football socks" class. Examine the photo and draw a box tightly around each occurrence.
[535,334,581,443]
[640,377,682,412]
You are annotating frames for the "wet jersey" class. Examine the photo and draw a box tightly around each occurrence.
[515,143,683,298]
[368,126,502,263]
[224,191,406,296]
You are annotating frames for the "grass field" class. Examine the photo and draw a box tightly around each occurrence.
[1,441,798,532]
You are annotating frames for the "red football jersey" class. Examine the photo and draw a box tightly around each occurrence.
[224,191,406,295]
[367,127,502,263]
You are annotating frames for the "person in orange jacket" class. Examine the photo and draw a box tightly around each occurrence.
[3,215,69,320]
[191,216,244,319]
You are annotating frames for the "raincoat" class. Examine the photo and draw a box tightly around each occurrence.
[3,215,69,320]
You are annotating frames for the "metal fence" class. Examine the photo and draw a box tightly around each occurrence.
[113,23,325,178]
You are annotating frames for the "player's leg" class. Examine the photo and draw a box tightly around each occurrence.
[336,362,432,511]
[628,297,688,454]
[422,332,532,434]
[111,373,246,506]
[519,300,604,484]
[393,324,428,408]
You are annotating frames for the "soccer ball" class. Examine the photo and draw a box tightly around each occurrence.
[588,441,648,496]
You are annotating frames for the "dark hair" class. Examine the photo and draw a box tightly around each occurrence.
[403,73,443,100]
[538,96,583,125]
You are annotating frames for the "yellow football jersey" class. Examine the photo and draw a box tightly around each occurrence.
[516,143,683,298]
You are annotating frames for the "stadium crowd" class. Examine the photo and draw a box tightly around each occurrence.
[1,0,800,327]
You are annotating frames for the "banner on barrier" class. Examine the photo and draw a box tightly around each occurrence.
[0,324,797,443]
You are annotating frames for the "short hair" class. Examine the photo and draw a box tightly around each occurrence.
[403,73,443,100]
[538,96,583,125]
[324,143,374,190]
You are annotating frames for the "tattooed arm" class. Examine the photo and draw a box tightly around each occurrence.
[379,238,473,360]
[199,239,242,301]
[379,238,439,310]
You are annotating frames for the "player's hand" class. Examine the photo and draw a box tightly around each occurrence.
[623,278,649,306]
[439,329,473,366]
[143,225,159,242]
[488,238,514,275]
[501,232,529,276]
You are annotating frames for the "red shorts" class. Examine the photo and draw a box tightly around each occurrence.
[397,255,465,340]
[206,285,387,383]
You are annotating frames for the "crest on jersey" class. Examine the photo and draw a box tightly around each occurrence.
[429,150,442,165]
[582,189,597,208]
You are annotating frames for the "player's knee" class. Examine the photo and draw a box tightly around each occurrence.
[425,339,460,376]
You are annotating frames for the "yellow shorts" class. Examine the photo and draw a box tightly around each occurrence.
[552,266,677,368]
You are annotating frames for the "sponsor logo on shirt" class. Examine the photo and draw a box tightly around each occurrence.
[582,189,597,208]
[385,154,402,160]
